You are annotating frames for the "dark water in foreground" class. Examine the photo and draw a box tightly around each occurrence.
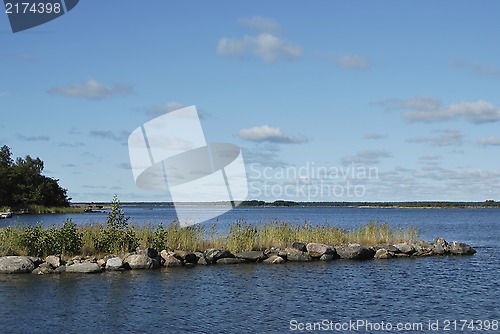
[0,207,499,333]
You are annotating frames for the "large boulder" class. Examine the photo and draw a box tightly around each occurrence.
[173,250,198,264]
[105,257,125,271]
[285,247,312,262]
[374,249,394,259]
[136,247,158,259]
[124,254,153,269]
[432,238,449,255]
[291,242,307,252]
[263,255,285,264]
[160,250,183,267]
[0,256,35,274]
[336,245,375,260]
[45,255,61,268]
[66,262,102,274]
[372,244,399,252]
[448,241,476,255]
[204,249,234,264]
[306,243,336,258]
[235,251,267,262]
[394,243,416,255]
[216,257,246,265]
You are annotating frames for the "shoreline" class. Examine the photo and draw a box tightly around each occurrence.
[0,238,476,274]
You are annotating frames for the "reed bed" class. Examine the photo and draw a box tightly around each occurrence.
[0,220,419,257]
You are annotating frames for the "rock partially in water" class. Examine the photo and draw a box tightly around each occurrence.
[448,241,476,255]
[161,250,183,267]
[263,255,285,264]
[105,257,124,271]
[374,249,394,259]
[432,238,449,255]
[306,243,336,258]
[336,245,375,260]
[285,247,312,262]
[173,250,198,264]
[66,262,102,274]
[32,266,55,275]
[372,244,399,253]
[45,255,61,268]
[216,257,247,265]
[235,251,267,262]
[136,246,158,259]
[124,254,153,269]
[319,253,336,261]
[0,256,35,274]
[204,249,234,264]
[395,243,416,255]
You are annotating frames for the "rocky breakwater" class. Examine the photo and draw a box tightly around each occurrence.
[0,238,477,275]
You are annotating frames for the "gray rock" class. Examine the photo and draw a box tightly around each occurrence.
[372,244,399,252]
[306,243,335,258]
[55,265,66,273]
[336,245,375,260]
[395,243,416,255]
[263,255,285,264]
[66,262,102,274]
[216,257,246,265]
[204,249,234,264]
[448,241,476,255]
[285,247,312,262]
[32,266,55,275]
[173,250,198,264]
[319,253,336,261]
[291,242,307,252]
[160,250,183,267]
[28,257,43,267]
[264,247,281,257]
[136,246,158,259]
[124,254,153,269]
[105,257,124,271]
[235,251,267,262]
[45,255,61,268]
[432,238,449,255]
[0,256,35,274]
[197,256,209,265]
[374,249,394,259]
[393,253,411,258]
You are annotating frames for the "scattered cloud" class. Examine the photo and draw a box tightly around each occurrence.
[330,53,371,69]
[407,129,463,147]
[363,132,386,140]
[218,16,302,63]
[17,134,50,141]
[63,163,76,168]
[237,16,282,34]
[477,136,500,147]
[58,142,85,148]
[48,79,133,99]
[419,154,441,161]
[144,101,186,117]
[117,162,131,170]
[238,125,308,144]
[89,130,129,142]
[454,59,500,77]
[341,149,392,165]
[372,96,500,124]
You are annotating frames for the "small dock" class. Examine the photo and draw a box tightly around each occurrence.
[0,212,12,219]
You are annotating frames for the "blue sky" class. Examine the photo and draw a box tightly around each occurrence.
[1,1,499,202]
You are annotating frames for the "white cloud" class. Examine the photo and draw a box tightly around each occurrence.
[238,125,308,144]
[373,96,500,124]
[89,130,129,142]
[333,53,371,69]
[237,16,282,34]
[218,17,302,63]
[145,101,186,117]
[363,132,386,140]
[477,136,500,147]
[341,149,392,165]
[407,129,463,147]
[17,134,50,141]
[48,79,133,99]
[454,59,500,77]
[419,154,441,161]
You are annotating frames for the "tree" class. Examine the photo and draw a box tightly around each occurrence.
[0,145,70,208]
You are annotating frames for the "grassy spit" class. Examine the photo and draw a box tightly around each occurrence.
[0,220,419,258]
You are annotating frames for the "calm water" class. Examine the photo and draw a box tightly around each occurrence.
[0,207,499,333]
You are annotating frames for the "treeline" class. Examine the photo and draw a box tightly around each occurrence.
[0,145,70,209]
[240,200,500,208]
